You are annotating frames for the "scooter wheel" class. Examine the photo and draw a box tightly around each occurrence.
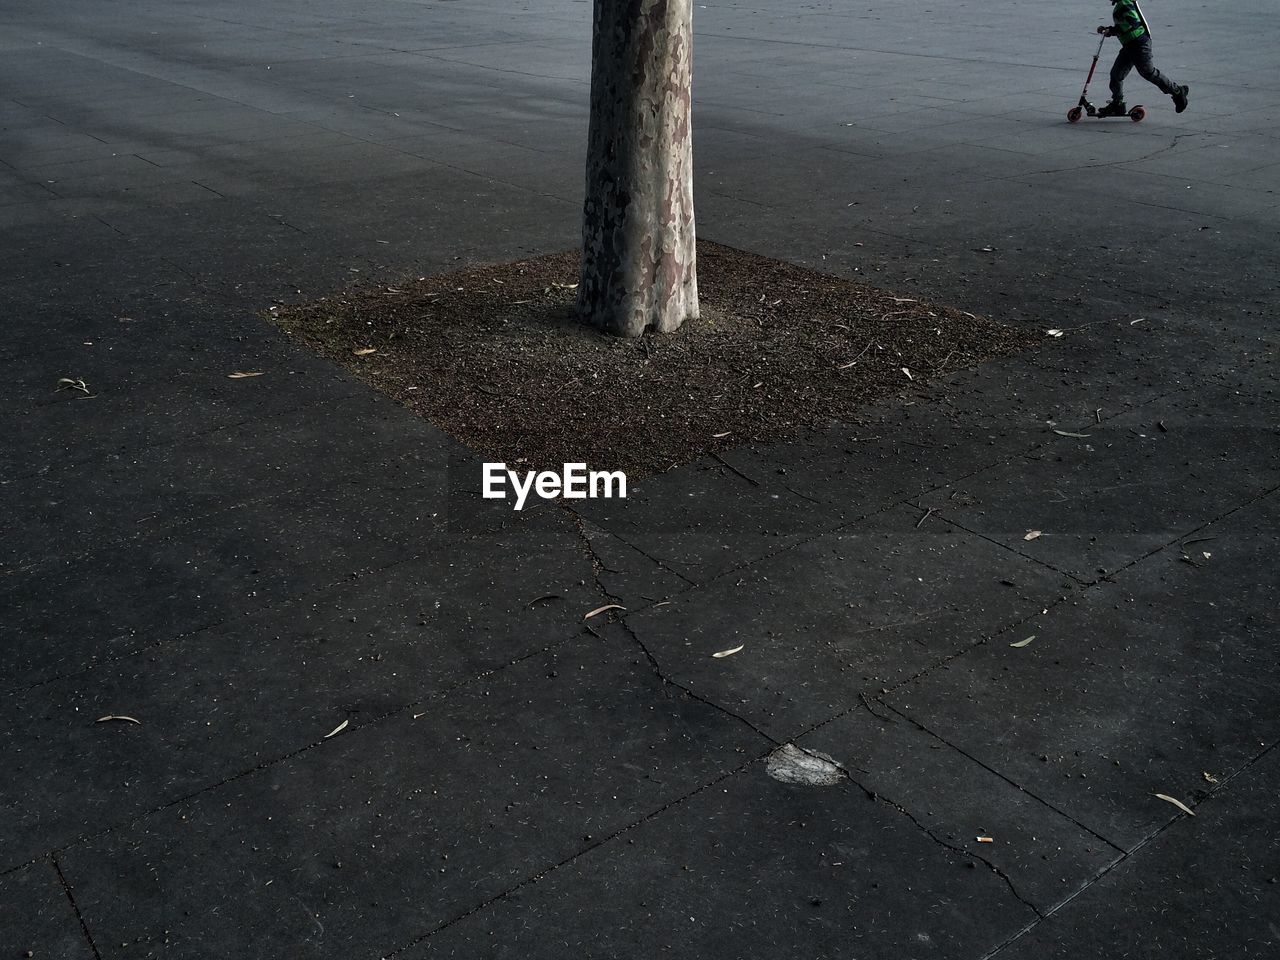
[1067,106,1083,124]
[1129,106,1146,122]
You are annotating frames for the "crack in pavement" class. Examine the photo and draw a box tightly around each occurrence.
[565,493,1055,920]
[53,853,103,960]
[786,741,1046,918]
[985,132,1205,183]
[563,503,695,594]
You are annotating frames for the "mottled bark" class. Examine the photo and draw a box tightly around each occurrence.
[579,0,698,337]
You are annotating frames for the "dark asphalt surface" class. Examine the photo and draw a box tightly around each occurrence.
[2,1,1277,958]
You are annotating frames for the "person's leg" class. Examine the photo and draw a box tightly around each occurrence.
[1107,44,1135,109]
[1131,37,1178,94]
[1132,36,1190,111]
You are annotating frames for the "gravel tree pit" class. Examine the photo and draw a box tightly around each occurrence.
[270,241,1040,478]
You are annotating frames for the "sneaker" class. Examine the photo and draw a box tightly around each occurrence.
[1098,100,1128,117]
[1172,84,1189,113]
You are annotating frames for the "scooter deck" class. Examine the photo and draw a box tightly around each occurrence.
[1068,99,1146,123]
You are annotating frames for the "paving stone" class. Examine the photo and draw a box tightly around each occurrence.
[0,860,95,960]
[573,457,844,585]
[1,2,1276,957]
[888,491,1280,848]
[619,503,1075,740]
[55,636,764,959]
[1,500,682,867]
[798,707,1120,913]
[398,755,1038,960]
[992,746,1280,960]
[0,390,451,570]
[917,387,1280,582]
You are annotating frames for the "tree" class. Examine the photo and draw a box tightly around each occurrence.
[578,0,699,337]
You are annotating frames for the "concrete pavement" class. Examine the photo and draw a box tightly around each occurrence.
[1,1,1277,957]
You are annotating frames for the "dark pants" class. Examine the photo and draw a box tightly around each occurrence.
[1110,36,1178,102]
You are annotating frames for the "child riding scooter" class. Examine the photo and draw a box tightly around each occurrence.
[1096,0,1189,116]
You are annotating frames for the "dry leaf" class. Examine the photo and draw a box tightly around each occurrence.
[228,371,264,379]
[712,645,745,659]
[1154,793,1196,816]
[976,836,994,843]
[712,431,732,438]
[1202,771,1219,784]
[96,715,141,725]
[324,719,349,739]
[1046,329,1065,338]
[526,593,563,607]
[56,377,90,393]
[1009,636,1036,648]
[1053,430,1091,438]
[1024,530,1042,541]
[901,367,913,380]
[353,348,377,356]
[583,603,625,621]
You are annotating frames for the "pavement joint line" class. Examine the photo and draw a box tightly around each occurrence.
[709,450,761,487]
[14,42,357,148]
[52,853,104,960]
[693,31,1087,74]
[6,537,445,698]
[904,376,1202,587]
[794,592,1072,745]
[405,50,589,88]
[981,736,1280,960]
[89,212,127,237]
[4,494,693,700]
[191,180,227,198]
[378,753,767,960]
[1097,479,1280,584]
[785,482,1280,895]
[877,700,1128,855]
[1,624,593,880]
[583,386,1089,609]
[0,412,419,577]
[587,518,1096,916]
[371,137,581,209]
[931,512,1096,585]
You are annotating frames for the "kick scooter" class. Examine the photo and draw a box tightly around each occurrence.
[1067,33,1145,123]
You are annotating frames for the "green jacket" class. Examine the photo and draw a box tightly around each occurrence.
[1112,0,1150,45]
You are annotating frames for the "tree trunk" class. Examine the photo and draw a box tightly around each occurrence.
[578,0,698,337]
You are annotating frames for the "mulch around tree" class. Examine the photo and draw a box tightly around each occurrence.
[269,241,1040,477]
